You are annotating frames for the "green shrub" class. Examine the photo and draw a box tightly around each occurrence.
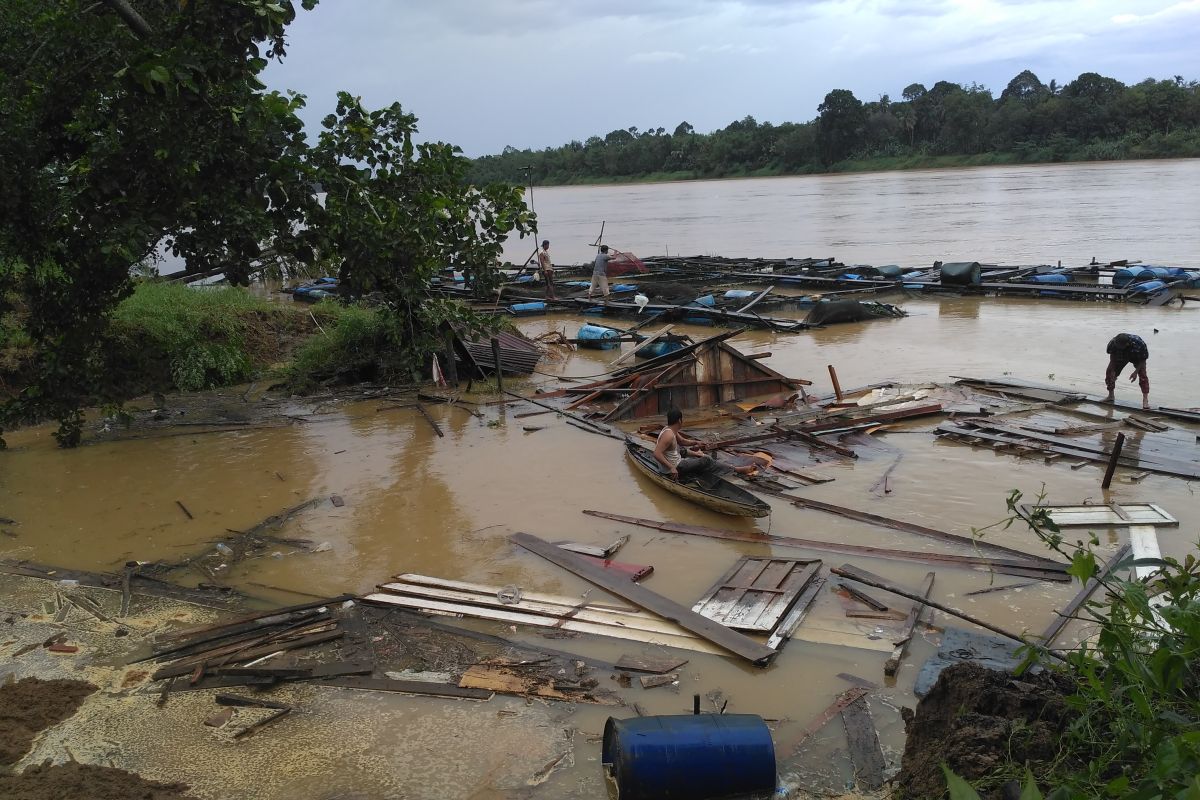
[110,283,274,391]
[286,303,389,391]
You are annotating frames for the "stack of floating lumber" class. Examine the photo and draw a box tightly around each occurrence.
[142,595,370,690]
[362,574,727,655]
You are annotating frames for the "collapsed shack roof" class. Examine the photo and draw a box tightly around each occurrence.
[452,326,543,376]
[556,330,809,422]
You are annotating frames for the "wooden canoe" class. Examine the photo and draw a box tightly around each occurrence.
[625,442,770,518]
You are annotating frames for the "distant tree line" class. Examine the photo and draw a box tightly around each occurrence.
[468,70,1200,185]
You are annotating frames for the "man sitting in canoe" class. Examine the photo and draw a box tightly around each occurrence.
[654,408,755,481]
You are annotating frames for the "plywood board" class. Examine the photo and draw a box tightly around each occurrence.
[692,558,820,633]
[1021,503,1177,528]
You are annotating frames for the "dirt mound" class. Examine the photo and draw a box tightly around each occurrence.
[0,762,195,800]
[895,662,1075,799]
[0,678,96,767]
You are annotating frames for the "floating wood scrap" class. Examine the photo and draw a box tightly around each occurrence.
[830,564,1067,663]
[1016,502,1177,528]
[935,420,1200,480]
[1039,543,1132,647]
[510,533,779,665]
[581,510,1071,582]
[842,693,886,790]
[691,557,821,634]
[884,572,935,678]
[953,376,1200,424]
[458,661,621,705]
[362,573,727,655]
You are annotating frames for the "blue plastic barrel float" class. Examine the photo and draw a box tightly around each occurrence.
[876,264,904,279]
[509,301,546,316]
[940,261,982,286]
[602,715,777,800]
[692,294,717,307]
[612,283,639,293]
[838,273,866,281]
[1126,280,1168,295]
[576,323,622,348]
[1178,271,1200,288]
[1112,267,1156,288]
[1029,273,1069,284]
[723,289,756,300]
[634,339,687,360]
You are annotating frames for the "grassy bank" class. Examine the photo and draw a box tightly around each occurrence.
[1,282,384,406]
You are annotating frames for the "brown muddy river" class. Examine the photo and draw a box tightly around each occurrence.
[3,160,1200,798]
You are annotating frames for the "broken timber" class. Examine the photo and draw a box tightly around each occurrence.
[1040,543,1132,647]
[510,532,778,664]
[884,571,935,678]
[582,510,1070,581]
[841,695,886,790]
[765,577,825,652]
[831,564,1066,663]
[784,687,869,756]
[692,557,820,633]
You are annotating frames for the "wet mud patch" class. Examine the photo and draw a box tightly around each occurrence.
[896,662,1075,799]
[0,761,194,800]
[0,678,96,767]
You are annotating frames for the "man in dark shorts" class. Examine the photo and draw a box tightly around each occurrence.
[1104,333,1150,410]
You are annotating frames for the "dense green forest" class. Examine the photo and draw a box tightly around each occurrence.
[468,70,1200,185]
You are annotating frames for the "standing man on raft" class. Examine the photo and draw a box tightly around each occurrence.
[1104,332,1151,410]
[536,240,556,300]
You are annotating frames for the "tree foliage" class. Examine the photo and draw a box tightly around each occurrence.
[469,69,1200,185]
[0,0,532,446]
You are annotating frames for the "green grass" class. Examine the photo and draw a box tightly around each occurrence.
[286,303,389,391]
[110,283,284,391]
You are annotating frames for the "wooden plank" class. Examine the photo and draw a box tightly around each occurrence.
[1022,503,1178,528]
[884,572,935,678]
[783,687,869,756]
[578,556,653,581]
[320,675,493,700]
[693,559,820,633]
[784,495,1055,564]
[610,325,675,367]
[1040,543,1131,646]
[393,574,636,612]
[839,583,889,611]
[376,583,700,637]
[556,535,628,559]
[582,510,1071,581]
[841,696,886,790]
[510,532,778,665]
[150,630,344,680]
[832,565,1066,662]
[639,673,678,689]
[361,593,727,655]
[613,654,689,674]
[766,577,824,652]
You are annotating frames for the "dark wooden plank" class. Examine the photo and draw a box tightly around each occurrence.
[841,695,886,790]
[1040,543,1132,647]
[614,654,689,674]
[885,572,935,678]
[784,495,1055,564]
[511,532,778,664]
[151,630,344,680]
[319,676,493,700]
[782,687,869,756]
[581,510,1071,581]
[831,565,1066,663]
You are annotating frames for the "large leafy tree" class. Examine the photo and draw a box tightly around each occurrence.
[0,0,531,446]
[816,89,866,165]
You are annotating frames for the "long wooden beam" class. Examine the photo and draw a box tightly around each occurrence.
[1039,543,1131,646]
[782,494,1057,564]
[884,572,935,678]
[581,510,1070,581]
[830,564,1066,662]
[510,532,778,664]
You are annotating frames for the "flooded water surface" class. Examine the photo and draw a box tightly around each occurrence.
[3,160,1200,798]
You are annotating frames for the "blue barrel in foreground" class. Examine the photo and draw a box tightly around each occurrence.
[576,323,621,348]
[509,301,546,316]
[602,714,777,800]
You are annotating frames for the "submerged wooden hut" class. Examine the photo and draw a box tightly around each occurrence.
[564,331,807,421]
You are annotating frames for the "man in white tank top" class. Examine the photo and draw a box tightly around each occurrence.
[653,408,715,480]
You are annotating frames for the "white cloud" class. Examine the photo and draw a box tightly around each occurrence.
[1112,0,1200,25]
[628,50,687,63]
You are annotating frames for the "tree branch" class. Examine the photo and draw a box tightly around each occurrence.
[100,0,153,39]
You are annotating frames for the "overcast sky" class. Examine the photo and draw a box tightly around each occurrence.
[263,0,1200,156]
